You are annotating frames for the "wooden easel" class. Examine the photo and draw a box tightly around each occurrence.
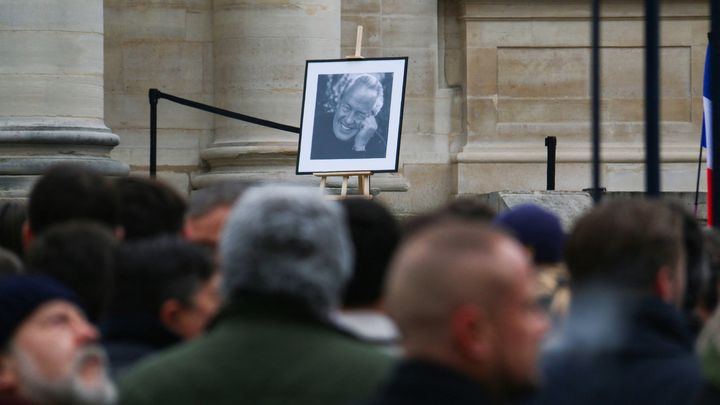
[315,171,372,199]
[316,26,374,200]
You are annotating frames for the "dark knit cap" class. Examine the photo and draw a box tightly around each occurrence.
[494,204,565,265]
[0,274,81,347]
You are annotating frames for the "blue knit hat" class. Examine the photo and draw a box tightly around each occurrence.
[0,274,81,347]
[494,204,565,265]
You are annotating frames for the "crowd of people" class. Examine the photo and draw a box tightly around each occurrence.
[1,163,720,404]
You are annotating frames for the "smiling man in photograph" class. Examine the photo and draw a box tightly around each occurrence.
[311,73,389,159]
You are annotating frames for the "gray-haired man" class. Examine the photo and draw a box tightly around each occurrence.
[119,185,393,405]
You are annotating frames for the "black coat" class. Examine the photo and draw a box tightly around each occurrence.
[363,359,517,405]
[530,292,702,405]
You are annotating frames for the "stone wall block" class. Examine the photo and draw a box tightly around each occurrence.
[381,16,437,48]
[498,47,588,98]
[466,98,498,139]
[498,99,589,124]
[0,32,103,76]
[383,0,437,16]
[466,21,533,48]
[105,8,186,41]
[111,128,212,166]
[341,15,381,48]
[0,0,102,33]
[104,43,124,93]
[466,47,496,96]
[381,47,437,98]
[122,42,205,94]
[1,76,103,118]
[601,47,690,98]
[105,94,215,130]
[377,164,453,214]
[341,0,381,14]
[400,98,437,136]
[529,21,589,47]
[214,9,339,41]
[341,47,383,58]
[186,9,213,41]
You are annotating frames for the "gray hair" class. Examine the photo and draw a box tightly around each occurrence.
[323,73,385,115]
[219,185,353,313]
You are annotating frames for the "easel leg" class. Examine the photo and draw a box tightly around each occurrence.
[341,176,349,196]
[359,175,369,196]
[319,176,326,193]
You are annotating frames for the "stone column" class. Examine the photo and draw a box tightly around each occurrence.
[193,0,340,188]
[0,0,128,197]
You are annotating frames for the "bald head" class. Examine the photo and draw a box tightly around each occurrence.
[384,222,547,393]
[386,222,527,345]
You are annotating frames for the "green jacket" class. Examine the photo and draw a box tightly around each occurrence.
[118,295,394,405]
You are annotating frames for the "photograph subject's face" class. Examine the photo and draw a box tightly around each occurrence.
[332,84,377,141]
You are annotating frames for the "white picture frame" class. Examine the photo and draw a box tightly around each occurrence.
[296,57,408,174]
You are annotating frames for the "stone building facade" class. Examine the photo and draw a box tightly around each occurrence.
[0,1,710,215]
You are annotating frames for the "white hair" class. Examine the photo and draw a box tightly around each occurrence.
[219,185,353,314]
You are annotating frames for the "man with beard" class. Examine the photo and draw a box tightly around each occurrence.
[0,275,116,405]
[364,222,549,404]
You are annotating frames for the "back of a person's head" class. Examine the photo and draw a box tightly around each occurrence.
[25,221,118,322]
[28,164,120,235]
[188,181,254,219]
[220,185,353,314]
[0,201,27,258]
[340,199,400,308]
[494,204,565,265]
[116,176,187,240]
[565,199,683,292]
[403,196,495,239]
[385,222,516,344]
[108,236,214,316]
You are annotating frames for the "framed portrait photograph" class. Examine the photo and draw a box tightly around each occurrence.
[296,57,408,174]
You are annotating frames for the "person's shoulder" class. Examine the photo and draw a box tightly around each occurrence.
[117,336,213,404]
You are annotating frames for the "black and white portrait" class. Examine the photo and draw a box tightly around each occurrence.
[297,58,407,174]
[311,73,392,160]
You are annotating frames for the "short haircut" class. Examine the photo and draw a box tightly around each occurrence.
[340,199,400,308]
[188,181,254,218]
[28,164,120,235]
[385,222,512,339]
[565,199,683,291]
[0,201,27,258]
[220,185,353,313]
[403,196,495,239]
[25,221,118,322]
[107,236,214,316]
[115,176,187,240]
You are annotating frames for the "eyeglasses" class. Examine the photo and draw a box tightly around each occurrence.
[339,103,371,121]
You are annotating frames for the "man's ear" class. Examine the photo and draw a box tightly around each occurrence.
[654,267,674,304]
[0,354,18,396]
[21,221,32,252]
[451,304,490,361]
[159,299,183,335]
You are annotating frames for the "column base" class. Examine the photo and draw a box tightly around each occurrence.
[0,121,129,198]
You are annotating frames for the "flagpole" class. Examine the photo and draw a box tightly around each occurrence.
[695,143,703,216]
